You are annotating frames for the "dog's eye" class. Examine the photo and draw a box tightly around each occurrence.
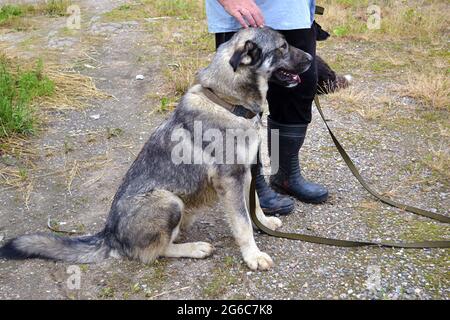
[280,43,287,50]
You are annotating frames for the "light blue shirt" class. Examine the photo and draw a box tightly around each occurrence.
[205,0,316,33]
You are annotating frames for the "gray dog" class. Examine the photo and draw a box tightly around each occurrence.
[0,27,312,270]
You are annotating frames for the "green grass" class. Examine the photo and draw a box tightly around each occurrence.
[0,57,54,138]
[0,5,24,24]
[0,1,71,29]
[151,0,204,20]
[42,0,72,16]
[103,0,204,22]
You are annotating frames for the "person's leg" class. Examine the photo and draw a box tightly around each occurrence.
[267,25,328,204]
[214,32,294,215]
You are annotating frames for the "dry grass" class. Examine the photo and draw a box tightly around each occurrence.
[102,1,211,105]
[316,0,449,42]
[0,152,112,201]
[0,51,109,198]
[38,64,109,110]
[163,56,209,96]
[327,86,368,108]
[397,72,449,110]
[0,50,108,111]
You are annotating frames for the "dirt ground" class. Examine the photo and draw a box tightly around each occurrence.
[0,0,448,300]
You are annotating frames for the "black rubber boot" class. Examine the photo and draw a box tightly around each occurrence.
[254,153,294,216]
[268,116,328,204]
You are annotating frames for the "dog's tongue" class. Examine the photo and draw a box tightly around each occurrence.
[293,74,301,83]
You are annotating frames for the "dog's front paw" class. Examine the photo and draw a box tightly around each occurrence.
[244,250,274,271]
[190,242,215,258]
[265,216,282,230]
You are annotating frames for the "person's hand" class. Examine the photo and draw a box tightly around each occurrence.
[218,0,265,28]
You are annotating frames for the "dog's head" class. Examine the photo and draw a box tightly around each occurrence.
[227,27,312,88]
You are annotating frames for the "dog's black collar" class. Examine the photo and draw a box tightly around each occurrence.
[200,87,257,120]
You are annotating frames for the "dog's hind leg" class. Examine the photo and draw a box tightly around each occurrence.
[118,190,214,262]
[163,240,214,259]
[116,190,184,264]
[162,208,214,259]
[217,170,274,271]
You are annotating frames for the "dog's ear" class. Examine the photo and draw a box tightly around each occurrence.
[314,21,330,41]
[229,40,262,72]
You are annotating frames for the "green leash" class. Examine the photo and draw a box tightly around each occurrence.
[249,96,450,248]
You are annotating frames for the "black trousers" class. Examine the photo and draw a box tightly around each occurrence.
[215,26,317,124]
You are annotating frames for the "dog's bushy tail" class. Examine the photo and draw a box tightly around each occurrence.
[0,232,109,263]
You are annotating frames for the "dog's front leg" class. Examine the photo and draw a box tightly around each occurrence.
[218,171,274,271]
[245,189,283,231]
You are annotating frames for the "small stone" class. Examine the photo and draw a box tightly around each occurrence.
[414,288,421,295]
[90,114,100,120]
[136,74,145,80]
[348,289,353,294]
[302,283,308,288]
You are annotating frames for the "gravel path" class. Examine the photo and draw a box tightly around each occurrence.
[0,0,448,300]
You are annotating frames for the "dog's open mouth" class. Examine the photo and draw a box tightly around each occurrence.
[273,68,301,86]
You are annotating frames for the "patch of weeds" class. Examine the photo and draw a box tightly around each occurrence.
[343,131,380,149]
[150,0,204,20]
[118,4,132,11]
[106,127,124,139]
[335,0,369,8]
[0,1,71,30]
[58,26,78,37]
[370,60,396,73]
[163,57,209,96]
[79,264,89,272]
[41,0,72,17]
[400,221,450,242]
[141,260,168,297]
[18,167,28,180]
[419,149,450,183]
[317,1,448,43]
[98,286,115,299]
[158,96,177,113]
[63,139,74,154]
[203,257,240,298]
[333,26,349,37]
[103,0,204,22]
[103,3,150,22]
[397,72,449,110]
[0,4,24,24]
[0,57,54,138]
